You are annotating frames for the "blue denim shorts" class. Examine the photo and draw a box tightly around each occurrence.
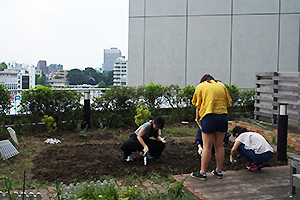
[201,114,228,134]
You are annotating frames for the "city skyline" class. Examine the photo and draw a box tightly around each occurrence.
[0,0,129,70]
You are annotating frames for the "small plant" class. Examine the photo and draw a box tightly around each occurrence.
[134,100,152,126]
[0,172,17,200]
[41,115,57,134]
[98,122,107,134]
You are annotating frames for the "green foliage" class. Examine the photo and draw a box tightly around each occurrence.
[164,84,195,122]
[0,172,17,200]
[91,86,139,128]
[142,81,165,111]
[134,100,152,127]
[237,89,255,114]
[0,84,12,127]
[97,81,106,88]
[36,74,47,86]
[41,115,57,134]
[18,86,83,134]
[224,84,255,117]
[224,84,240,106]
[0,62,8,71]
[67,68,113,87]
[67,69,89,85]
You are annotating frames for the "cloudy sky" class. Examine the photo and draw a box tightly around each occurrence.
[0,0,129,70]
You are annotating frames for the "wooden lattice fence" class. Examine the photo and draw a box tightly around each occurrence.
[255,72,300,129]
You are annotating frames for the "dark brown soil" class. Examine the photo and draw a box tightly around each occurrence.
[31,124,287,185]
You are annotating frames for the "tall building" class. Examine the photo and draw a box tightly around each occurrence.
[113,56,128,86]
[0,67,35,90]
[48,64,63,73]
[37,60,48,74]
[128,0,300,88]
[102,47,122,72]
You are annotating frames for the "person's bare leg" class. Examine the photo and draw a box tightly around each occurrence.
[201,133,214,173]
[214,131,226,171]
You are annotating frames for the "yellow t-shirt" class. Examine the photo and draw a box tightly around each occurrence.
[192,81,232,120]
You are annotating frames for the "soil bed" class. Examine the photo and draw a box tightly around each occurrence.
[32,128,286,185]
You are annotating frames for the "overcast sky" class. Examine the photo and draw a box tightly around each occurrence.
[0,0,129,70]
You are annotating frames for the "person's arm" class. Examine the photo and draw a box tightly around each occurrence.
[231,141,241,157]
[156,129,163,142]
[195,107,200,121]
[137,128,147,147]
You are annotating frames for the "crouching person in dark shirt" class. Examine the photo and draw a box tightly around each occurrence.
[121,116,166,161]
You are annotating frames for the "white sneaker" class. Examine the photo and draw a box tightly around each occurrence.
[125,154,133,161]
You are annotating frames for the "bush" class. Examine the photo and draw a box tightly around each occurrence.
[91,86,140,128]
[18,86,83,134]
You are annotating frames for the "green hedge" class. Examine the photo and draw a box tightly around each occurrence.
[0,83,255,134]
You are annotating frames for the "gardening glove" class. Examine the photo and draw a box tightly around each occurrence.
[198,146,203,156]
[143,145,149,156]
[161,137,167,143]
[230,155,237,163]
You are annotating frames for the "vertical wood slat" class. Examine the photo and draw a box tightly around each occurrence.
[255,72,300,128]
[272,72,279,124]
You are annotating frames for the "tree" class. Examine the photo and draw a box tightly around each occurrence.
[36,74,47,86]
[0,62,7,71]
[102,71,113,87]
[84,67,100,85]
[97,81,106,88]
[0,84,12,127]
[67,69,88,85]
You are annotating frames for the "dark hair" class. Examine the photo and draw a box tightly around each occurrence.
[232,126,248,137]
[153,116,165,129]
[200,74,217,83]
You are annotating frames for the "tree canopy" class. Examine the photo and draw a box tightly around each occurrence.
[0,62,7,71]
[67,68,113,87]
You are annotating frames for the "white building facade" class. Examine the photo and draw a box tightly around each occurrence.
[128,0,300,88]
[113,56,128,86]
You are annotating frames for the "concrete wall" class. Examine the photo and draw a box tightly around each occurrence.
[128,0,300,88]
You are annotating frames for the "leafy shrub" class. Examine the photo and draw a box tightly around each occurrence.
[41,115,57,134]
[134,100,152,127]
[0,84,12,127]
[91,86,139,128]
[18,86,83,134]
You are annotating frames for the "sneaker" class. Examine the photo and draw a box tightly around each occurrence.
[146,152,153,159]
[243,163,260,171]
[190,172,207,181]
[243,163,252,171]
[140,151,154,159]
[211,169,223,179]
[257,163,264,170]
[125,154,133,161]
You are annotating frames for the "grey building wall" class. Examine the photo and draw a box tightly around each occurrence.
[128,0,300,88]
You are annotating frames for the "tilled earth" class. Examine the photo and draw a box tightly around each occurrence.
[31,126,285,185]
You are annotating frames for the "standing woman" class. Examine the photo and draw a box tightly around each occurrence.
[190,74,232,180]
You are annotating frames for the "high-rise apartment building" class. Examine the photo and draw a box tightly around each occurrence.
[128,0,300,88]
[102,47,122,72]
[48,64,63,73]
[37,60,48,74]
[113,56,127,86]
